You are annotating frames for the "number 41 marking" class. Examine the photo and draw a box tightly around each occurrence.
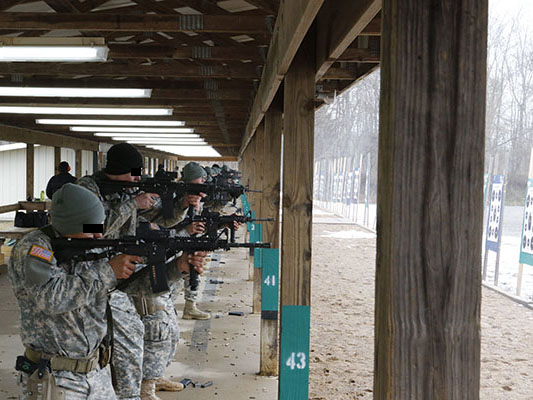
[264,275,276,286]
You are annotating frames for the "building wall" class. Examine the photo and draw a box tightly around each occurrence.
[0,146,93,220]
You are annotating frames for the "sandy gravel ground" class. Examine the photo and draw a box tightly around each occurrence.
[309,223,533,400]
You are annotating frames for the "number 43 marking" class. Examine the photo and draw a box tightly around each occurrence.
[286,352,306,370]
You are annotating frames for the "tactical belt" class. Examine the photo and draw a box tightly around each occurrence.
[24,344,109,374]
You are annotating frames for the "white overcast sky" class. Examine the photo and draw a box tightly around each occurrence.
[490,0,533,27]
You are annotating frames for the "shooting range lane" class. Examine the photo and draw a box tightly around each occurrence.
[0,225,277,399]
[155,228,277,400]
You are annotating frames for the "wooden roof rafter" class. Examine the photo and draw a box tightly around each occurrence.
[0,12,273,34]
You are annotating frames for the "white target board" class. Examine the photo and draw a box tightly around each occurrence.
[520,179,533,265]
[485,175,505,252]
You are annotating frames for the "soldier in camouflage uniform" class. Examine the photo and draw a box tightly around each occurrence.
[176,162,212,320]
[77,143,204,400]
[8,184,141,399]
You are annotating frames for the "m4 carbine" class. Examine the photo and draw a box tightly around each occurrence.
[51,222,270,294]
[96,178,259,219]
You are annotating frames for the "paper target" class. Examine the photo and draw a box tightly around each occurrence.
[519,179,533,265]
[485,175,505,252]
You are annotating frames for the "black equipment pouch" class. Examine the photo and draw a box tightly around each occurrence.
[15,355,49,377]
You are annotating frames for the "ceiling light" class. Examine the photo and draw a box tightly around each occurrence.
[0,106,172,116]
[0,87,151,98]
[94,133,200,138]
[123,140,207,145]
[148,145,222,157]
[71,126,194,133]
[36,119,185,126]
[0,37,109,62]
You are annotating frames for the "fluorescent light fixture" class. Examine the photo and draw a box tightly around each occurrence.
[36,119,185,126]
[148,145,222,158]
[0,87,152,98]
[0,143,41,152]
[0,37,109,62]
[94,133,200,138]
[125,140,207,146]
[0,106,172,116]
[119,138,205,143]
[71,126,194,133]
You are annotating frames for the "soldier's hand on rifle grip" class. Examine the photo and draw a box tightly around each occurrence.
[177,251,208,274]
[186,221,205,236]
[109,254,142,279]
[135,192,159,209]
[181,193,205,211]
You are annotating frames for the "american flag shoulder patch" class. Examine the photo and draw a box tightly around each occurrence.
[28,245,54,263]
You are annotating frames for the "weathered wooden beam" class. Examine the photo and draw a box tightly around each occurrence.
[253,123,265,314]
[0,203,21,214]
[54,146,61,172]
[43,0,82,13]
[337,48,380,63]
[374,0,487,398]
[26,143,34,200]
[75,149,82,178]
[108,45,264,62]
[0,78,255,91]
[239,0,325,156]
[0,124,99,151]
[279,33,315,398]
[0,98,250,109]
[243,0,279,15]
[361,14,382,36]
[0,62,259,79]
[0,13,271,33]
[259,94,282,377]
[0,0,29,11]
[79,0,109,12]
[316,0,381,80]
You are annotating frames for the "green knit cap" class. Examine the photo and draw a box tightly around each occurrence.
[50,183,105,235]
[181,162,207,182]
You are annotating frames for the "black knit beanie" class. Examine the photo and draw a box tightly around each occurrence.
[105,143,143,175]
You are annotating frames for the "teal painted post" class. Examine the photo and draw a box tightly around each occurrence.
[261,248,279,313]
[279,306,310,399]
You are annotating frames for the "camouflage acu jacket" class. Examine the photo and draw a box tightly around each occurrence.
[8,229,117,358]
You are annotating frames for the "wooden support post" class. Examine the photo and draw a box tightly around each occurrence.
[54,146,61,172]
[375,1,488,398]
[259,95,283,376]
[246,138,257,281]
[75,149,82,178]
[279,33,315,399]
[253,123,265,314]
[26,144,34,200]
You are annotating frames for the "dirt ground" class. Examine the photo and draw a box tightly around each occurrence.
[308,222,533,399]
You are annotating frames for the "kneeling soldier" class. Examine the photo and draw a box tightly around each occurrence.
[8,184,140,399]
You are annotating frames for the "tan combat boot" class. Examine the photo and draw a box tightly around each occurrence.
[182,299,211,320]
[140,379,161,400]
[154,377,185,392]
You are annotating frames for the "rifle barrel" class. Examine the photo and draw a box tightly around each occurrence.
[229,242,271,248]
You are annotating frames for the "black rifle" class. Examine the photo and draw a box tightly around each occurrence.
[50,222,270,294]
[96,177,259,219]
[179,208,273,291]
[176,209,273,243]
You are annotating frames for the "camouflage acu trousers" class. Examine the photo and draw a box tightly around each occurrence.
[110,291,144,400]
[142,293,179,380]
